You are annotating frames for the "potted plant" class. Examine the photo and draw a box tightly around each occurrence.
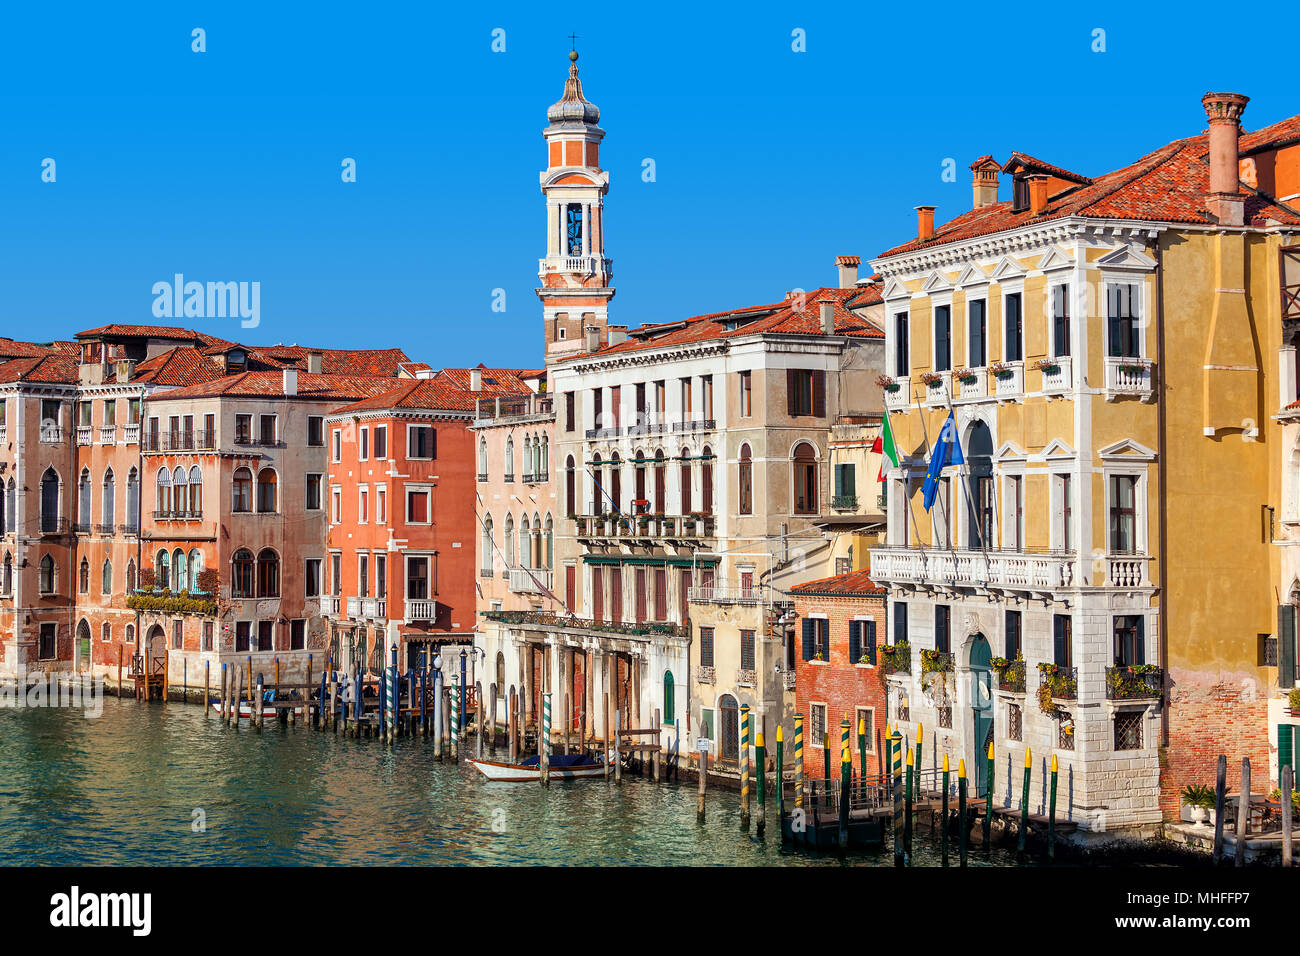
[954,367,978,385]
[1117,359,1150,375]
[1180,783,1216,827]
[876,374,900,393]
[1288,686,1300,716]
[918,371,944,389]
[989,361,1015,380]
[1033,357,1061,375]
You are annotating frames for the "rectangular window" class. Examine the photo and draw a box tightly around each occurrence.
[376,488,386,524]
[740,629,755,670]
[893,601,908,646]
[810,704,827,748]
[700,707,714,740]
[967,299,986,367]
[849,619,877,664]
[654,380,665,417]
[702,375,714,420]
[258,415,276,446]
[408,426,436,459]
[787,369,825,417]
[1052,284,1070,357]
[1053,614,1073,668]
[592,389,603,430]
[739,370,752,417]
[635,569,647,623]
[290,620,306,651]
[39,623,57,659]
[236,414,252,444]
[1008,703,1023,742]
[331,554,341,596]
[1107,282,1140,358]
[407,489,430,523]
[359,487,369,523]
[653,568,667,621]
[1005,610,1021,659]
[202,621,214,652]
[609,386,621,428]
[834,463,856,499]
[855,707,875,750]
[358,554,369,597]
[359,428,369,460]
[801,618,830,660]
[1114,711,1144,751]
[101,623,111,642]
[376,555,386,598]
[407,557,429,599]
[1109,475,1138,553]
[373,426,387,459]
[235,621,251,653]
[1006,475,1024,549]
[934,604,950,654]
[700,626,715,668]
[305,558,321,597]
[1056,473,1072,552]
[330,487,341,524]
[894,313,909,377]
[609,567,622,622]
[565,392,575,432]
[934,304,952,371]
[332,429,341,462]
[1004,292,1023,362]
[679,378,692,418]
[257,620,274,652]
[306,474,322,511]
[1113,615,1146,667]
[172,619,183,650]
[307,416,324,446]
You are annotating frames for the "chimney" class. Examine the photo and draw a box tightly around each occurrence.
[819,298,835,335]
[970,156,1001,208]
[1201,91,1250,227]
[282,368,298,396]
[469,368,482,391]
[607,325,628,346]
[835,255,860,289]
[306,352,323,374]
[1027,174,1050,216]
[584,325,600,353]
[916,205,936,242]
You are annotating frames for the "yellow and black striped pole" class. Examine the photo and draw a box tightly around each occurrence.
[776,724,785,836]
[793,713,805,811]
[838,720,851,849]
[857,717,868,801]
[891,730,904,867]
[740,705,751,826]
[914,722,924,797]
[884,721,893,803]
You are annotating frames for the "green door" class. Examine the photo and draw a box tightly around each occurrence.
[969,635,994,797]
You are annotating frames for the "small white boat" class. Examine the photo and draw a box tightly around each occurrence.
[471,754,607,782]
[209,699,279,720]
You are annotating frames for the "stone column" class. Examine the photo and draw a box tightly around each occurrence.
[581,203,590,257]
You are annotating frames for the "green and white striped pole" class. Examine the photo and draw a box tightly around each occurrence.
[858,717,868,802]
[740,705,751,826]
[450,678,460,759]
[838,722,851,850]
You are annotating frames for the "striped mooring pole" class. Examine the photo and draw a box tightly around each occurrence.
[838,723,851,850]
[740,705,751,826]
[914,723,923,796]
[450,677,460,758]
[858,717,868,802]
[541,692,551,787]
[389,645,399,743]
[941,753,950,867]
[891,731,904,867]
[1018,746,1032,857]
[958,758,969,868]
[793,714,804,811]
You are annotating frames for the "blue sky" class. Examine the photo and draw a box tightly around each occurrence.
[0,1,1292,368]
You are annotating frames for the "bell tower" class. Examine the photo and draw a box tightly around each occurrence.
[538,48,614,358]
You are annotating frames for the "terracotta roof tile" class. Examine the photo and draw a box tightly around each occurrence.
[331,368,534,415]
[0,352,80,385]
[1001,151,1093,185]
[0,338,59,360]
[144,370,402,402]
[132,347,228,387]
[788,568,885,597]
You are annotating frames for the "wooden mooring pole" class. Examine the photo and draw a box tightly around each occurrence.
[1235,757,1251,868]
[1212,754,1227,865]
[958,759,968,868]
[984,740,994,851]
[904,747,913,860]
[1283,765,1294,868]
[941,754,950,867]
[1048,754,1058,862]
[117,645,123,698]
[755,732,766,839]
[697,744,708,821]
[203,661,209,717]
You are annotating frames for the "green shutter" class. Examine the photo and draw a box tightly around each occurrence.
[1280,724,1294,775]
[866,620,877,665]
[1280,605,1296,690]
[802,619,815,660]
[848,621,861,664]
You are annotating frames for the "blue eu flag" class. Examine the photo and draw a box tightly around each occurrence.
[922,411,964,512]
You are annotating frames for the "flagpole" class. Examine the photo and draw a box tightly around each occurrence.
[880,401,929,554]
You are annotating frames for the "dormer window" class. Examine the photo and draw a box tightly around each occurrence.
[226,349,246,373]
[1012,175,1030,212]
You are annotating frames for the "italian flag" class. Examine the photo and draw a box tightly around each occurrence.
[873,411,899,482]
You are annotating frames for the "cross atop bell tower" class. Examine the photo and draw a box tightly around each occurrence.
[538,47,614,359]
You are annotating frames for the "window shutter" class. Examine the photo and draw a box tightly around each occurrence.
[1134,617,1146,666]
[848,621,860,664]
[802,618,815,661]
[866,620,877,665]
[1280,724,1295,776]
[1053,616,1068,667]
[845,465,856,496]
[786,369,797,417]
[813,370,826,418]
[1280,605,1296,690]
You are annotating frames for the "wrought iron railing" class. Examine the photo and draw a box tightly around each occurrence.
[1105,665,1162,700]
[484,608,689,639]
[1038,664,1078,700]
[831,494,858,510]
[994,658,1026,693]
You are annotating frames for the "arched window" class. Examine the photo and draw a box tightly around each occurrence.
[609,453,622,512]
[172,465,187,515]
[40,467,59,532]
[590,454,602,513]
[156,549,171,590]
[156,466,172,515]
[4,478,15,535]
[792,442,818,515]
[679,448,693,514]
[102,468,115,527]
[653,450,666,513]
[189,549,203,591]
[189,466,203,515]
[478,438,488,478]
[701,446,714,516]
[504,514,516,568]
[544,514,554,569]
[232,467,252,513]
[739,443,753,515]
[0,479,7,536]
[126,623,135,645]
[2,552,11,595]
[101,558,112,595]
[481,515,494,575]
[232,548,254,597]
[664,670,675,719]
[565,455,576,517]
[520,515,531,567]
[102,622,111,643]
[126,559,136,592]
[126,468,139,531]
[720,694,740,760]
[78,468,91,529]
[39,554,55,593]
[505,435,515,478]
[256,548,280,597]
[256,468,278,513]
[634,452,647,506]
[173,548,187,591]
[541,435,549,476]
[79,557,89,594]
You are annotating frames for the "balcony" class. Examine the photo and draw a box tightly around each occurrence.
[123,423,140,444]
[405,599,438,622]
[991,361,1023,400]
[98,425,117,444]
[1038,664,1077,701]
[39,516,67,535]
[576,513,715,543]
[94,522,115,536]
[1104,357,1155,402]
[883,377,909,410]
[508,567,554,594]
[346,596,360,617]
[503,473,515,483]
[869,546,1075,593]
[1105,665,1163,700]
[584,426,622,440]
[831,494,859,511]
[994,658,1026,693]
[40,425,63,444]
[361,597,386,619]
[538,254,612,278]
[689,585,766,605]
[76,425,93,446]
[117,522,139,536]
[483,608,689,640]
[0,425,5,443]
[1037,356,1072,396]
[1106,553,1152,587]
[73,520,90,534]
[476,472,488,482]
[672,419,716,434]
[880,643,911,677]
[918,372,951,405]
[697,666,716,683]
[324,595,341,616]
[736,668,757,688]
[955,367,987,400]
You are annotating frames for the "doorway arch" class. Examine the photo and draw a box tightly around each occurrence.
[967,632,993,796]
[719,694,740,760]
[76,618,92,671]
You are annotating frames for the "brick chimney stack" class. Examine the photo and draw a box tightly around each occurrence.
[970,156,1001,209]
[819,298,835,335]
[1027,174,1050,216]
[916,205,936,242]
[835,255,860,289]
[1201,91,1250,227]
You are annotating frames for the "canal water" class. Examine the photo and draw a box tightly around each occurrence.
[0,695,1025,866]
